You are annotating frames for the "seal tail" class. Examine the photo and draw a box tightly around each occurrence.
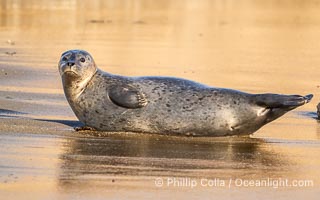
[253,93,313,122]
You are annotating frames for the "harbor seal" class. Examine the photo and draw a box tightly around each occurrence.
[58,49,313,136]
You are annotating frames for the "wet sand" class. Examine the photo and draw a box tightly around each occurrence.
[0,0,320,199]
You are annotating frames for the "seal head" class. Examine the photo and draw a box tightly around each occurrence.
[58,50,97,99]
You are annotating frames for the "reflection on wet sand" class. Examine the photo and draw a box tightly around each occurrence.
[1,131,319,199]
[58,134,288,185]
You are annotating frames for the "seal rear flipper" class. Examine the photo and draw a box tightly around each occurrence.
[253,93,313,108]
[108,85,148,109]
[252,94,313,124]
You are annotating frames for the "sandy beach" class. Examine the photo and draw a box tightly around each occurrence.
[0,0,320,199]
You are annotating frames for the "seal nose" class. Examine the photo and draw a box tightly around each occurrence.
[67,62,75,67]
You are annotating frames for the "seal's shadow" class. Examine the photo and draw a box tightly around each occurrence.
[296,111,318,120]
[35,119,83,128]
[0,108,83,127]
[0,108,26,117]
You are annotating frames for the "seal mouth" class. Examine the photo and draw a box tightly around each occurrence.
[61,71,81,84]
[62,70,78,75]
[59,63,78,76]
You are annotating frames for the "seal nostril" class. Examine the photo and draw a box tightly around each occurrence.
[67,62,75,67]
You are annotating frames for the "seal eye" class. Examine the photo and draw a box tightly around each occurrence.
[80,57,86,63]
[62,56,68,61]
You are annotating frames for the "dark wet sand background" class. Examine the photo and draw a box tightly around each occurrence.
[0,0,320,199]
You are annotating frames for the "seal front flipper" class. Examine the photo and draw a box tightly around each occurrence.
[108,85,148,109]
